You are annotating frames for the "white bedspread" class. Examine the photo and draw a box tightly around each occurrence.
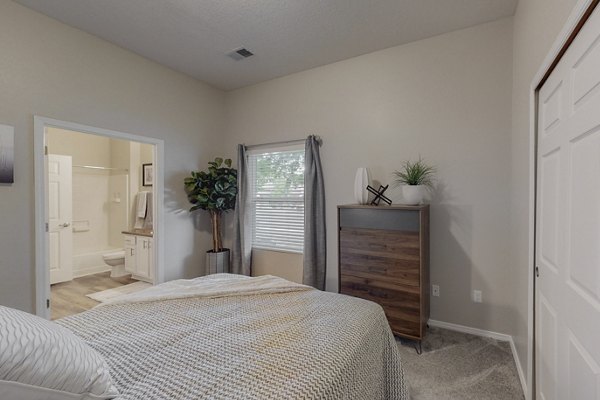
[101,274,312,306]
[58,274,410,400]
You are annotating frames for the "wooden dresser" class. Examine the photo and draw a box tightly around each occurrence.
[338,204,430,344]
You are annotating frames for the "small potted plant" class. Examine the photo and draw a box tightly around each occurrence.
[393,157,435,205]
[184,158,237,273]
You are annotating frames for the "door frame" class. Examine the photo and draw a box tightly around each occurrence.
[528,0,599,398]
[34,116,166,318]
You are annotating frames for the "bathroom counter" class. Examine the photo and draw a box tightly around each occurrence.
[122,229,153,237]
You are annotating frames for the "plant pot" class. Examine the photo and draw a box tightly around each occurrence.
[402,185,425,205]
[206,248,230,274]
[354,167,371,204]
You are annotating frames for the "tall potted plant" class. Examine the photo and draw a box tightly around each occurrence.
[184,157,237,273]
[393,157,435,205]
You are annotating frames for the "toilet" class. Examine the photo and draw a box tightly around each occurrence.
[102,250,128,278]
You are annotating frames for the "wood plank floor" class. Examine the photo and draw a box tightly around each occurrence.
[51,272,137,320]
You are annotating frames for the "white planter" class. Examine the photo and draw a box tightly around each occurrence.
[206,249,230,274]
[402,185,426,205]
[354,167,371,204]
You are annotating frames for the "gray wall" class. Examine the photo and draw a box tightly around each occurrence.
[0,0,224,312]
[222,18,516,336]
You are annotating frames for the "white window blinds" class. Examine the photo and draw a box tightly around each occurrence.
[248,145,305,253]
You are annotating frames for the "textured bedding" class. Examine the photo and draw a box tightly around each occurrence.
[57,274,409,400]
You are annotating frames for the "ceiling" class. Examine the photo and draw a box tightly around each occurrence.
[15,0,517,91]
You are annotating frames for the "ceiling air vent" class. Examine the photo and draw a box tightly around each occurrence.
[228,47,254,61]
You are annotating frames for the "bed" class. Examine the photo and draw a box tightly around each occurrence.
[55,273,409,399]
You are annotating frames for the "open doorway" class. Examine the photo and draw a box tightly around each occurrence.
[34,117,164,319]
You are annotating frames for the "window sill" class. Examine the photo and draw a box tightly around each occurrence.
[252,246,303,255]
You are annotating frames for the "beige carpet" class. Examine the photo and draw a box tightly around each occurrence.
[397,327,524,400]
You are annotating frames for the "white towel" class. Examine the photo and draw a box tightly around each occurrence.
[134,218,144,230]
[134,191,149,229]
[143,192,153,230]
[136,191,148,218]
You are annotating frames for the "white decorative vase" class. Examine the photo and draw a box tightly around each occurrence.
[354,168,371,204]
[402,185,425,205]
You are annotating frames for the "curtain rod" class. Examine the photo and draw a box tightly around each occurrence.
[245,139,305,150]
[73,165,129,172]
[245,136,322,150]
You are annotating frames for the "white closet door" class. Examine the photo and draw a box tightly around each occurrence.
[536,5,600,400]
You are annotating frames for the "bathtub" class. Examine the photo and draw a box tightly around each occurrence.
[73,247,121,278]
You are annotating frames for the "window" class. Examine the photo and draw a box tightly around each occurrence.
[248,145,305,253]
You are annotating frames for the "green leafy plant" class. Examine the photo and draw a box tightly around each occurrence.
[394,157,436,188]
[184,158,237,252]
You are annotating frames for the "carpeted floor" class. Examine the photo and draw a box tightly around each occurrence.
[397,327,524,400]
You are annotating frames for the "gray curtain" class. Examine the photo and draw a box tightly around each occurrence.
[303,135,326,290]
[231,144,252,275]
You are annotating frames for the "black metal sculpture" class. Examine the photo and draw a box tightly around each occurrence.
[367,184,392,206]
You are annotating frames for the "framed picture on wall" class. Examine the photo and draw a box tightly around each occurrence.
[0,124,15,184]
[142,163,153,187]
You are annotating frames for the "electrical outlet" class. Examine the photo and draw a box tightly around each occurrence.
[473,290,482,303]
[432,284,440,297]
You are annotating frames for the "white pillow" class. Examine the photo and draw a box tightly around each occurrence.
[0,306,118,400]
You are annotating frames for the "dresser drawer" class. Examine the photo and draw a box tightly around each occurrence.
[340,274,421,338]
[339,228,420,286]
[339,208,420,231]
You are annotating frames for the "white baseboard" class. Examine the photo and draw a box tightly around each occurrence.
[131,274,153,283]
[508,335,528,399]
[73,266,111,278]
[428,319,527,397]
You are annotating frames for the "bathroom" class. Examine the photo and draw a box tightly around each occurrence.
[46,127,156,319]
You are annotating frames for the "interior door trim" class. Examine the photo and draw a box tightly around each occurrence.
[33,116,166,319]
[536,0,599,91]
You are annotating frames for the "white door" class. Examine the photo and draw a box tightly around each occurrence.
[47,154,73,284]
[536,6,600,400]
